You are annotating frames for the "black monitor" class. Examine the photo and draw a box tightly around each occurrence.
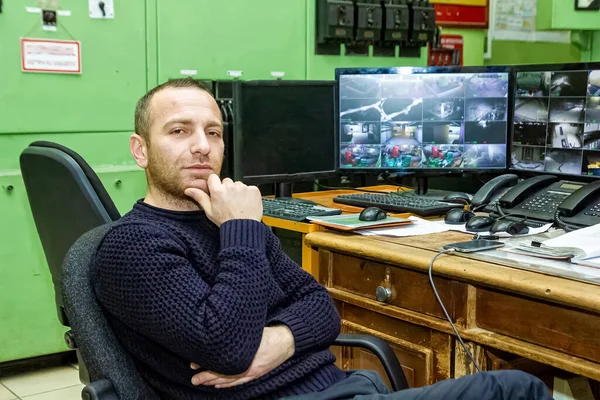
[232,80,338,197]
[510,63,600,179]
[336,67,512,184]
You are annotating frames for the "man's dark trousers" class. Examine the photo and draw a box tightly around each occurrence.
[284,369,554,400]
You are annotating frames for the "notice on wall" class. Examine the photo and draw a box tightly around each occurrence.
[21,38,81,74]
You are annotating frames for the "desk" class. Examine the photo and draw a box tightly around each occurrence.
[265,186,600,394]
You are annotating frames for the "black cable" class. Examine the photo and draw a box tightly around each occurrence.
[429,250,483,373]
[553,210,582,232]
[313,181,390,194]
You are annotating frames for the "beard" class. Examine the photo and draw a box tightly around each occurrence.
[146,146,222,208]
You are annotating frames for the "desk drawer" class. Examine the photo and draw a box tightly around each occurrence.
[320,251,468,324]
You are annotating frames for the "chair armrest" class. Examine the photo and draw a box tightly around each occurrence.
[333,334,409,391]
[81,379,119,400]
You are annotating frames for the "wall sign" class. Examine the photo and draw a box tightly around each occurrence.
[21,38,81,74]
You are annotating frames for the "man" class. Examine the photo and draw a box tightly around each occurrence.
[93,78,553,400]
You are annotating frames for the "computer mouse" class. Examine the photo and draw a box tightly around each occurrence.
[359,207,388,222]
[442,192,472,204]
[465,216,497,232]
[444,209,475,225]
[490,220,530,235]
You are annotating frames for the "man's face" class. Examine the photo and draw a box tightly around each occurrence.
[140,87,224,200]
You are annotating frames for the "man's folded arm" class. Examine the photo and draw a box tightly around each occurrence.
[265,231,341,355]
[93,221,271,375]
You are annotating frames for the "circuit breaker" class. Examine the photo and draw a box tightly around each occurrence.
[410,0,436,45]
[354,0,383,42]
[382,0,410,43]
[316,0,355,54]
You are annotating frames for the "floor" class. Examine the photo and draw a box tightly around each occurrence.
[0,365,83,400]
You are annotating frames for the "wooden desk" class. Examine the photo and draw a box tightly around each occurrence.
[264,185,600,395]
[305,230,600,394]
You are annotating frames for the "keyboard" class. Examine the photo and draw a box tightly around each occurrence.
[333,193,461,217]
[262,198,342,222]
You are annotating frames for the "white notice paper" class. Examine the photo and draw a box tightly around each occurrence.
[21,38,81,74]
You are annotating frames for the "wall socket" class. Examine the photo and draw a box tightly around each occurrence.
[89,0,114,19]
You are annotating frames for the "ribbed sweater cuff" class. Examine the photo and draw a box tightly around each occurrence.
[220,219,266,252]
[269,312,314,355]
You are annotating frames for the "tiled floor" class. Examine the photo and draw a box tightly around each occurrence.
[0,365,83,400]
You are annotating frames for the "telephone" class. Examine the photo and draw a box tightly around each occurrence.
[556,180,600,228]
[470,174,519,212]
[496,175,588,223]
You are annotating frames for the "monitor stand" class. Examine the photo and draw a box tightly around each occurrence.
[273,182,316,205]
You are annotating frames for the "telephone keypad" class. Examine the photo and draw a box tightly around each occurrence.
[520,192,569,216]
[584,203,600,216]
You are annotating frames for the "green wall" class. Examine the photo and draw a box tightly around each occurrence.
[0,0,428,363]
[485,41,582,66]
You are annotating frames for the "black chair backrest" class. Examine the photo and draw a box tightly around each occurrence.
[62,224,159,399]
[19,141,121,326]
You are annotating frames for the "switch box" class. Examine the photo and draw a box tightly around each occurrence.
[382,0,410,43]
[410,0,436,44]
[355,0,383,42]
[316,0,355,54]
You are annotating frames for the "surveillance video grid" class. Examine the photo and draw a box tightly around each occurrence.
[338,72,509,170]
[512,68,600,177]
[582,150,600,177]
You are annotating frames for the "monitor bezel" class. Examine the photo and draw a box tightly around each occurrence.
[509,62,600,180]
[232,80,339,184]
[335,65,515,175]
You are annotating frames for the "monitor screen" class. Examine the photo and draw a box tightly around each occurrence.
[337,67,510,172]
[511,65,600,178]
[233,81,337,182]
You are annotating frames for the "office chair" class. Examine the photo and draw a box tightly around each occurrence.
[20,141,409,399]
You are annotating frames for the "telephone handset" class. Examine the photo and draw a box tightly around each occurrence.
[556,180,600,228]
[496,176,590,223]
[471,174,519,208]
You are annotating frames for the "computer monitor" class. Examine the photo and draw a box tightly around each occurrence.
[336,67,511,178]
[510,63,600,178]
[232,80,338,197]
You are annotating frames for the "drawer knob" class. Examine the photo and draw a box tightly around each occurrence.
[376,286,392,303]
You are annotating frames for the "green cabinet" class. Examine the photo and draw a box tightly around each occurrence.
[0,0,147,134]
[156,0,308,81]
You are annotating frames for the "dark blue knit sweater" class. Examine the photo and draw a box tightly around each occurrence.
[92,201,345,399]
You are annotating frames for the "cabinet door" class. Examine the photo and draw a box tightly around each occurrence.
[0,0,147,134]
[156,0,307,81]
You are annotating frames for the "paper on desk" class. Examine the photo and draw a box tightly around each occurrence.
[358,216,452,237]
[542,223,600,260]
[432,220,553,238]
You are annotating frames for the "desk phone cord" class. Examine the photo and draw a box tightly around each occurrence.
[429,250,483,373]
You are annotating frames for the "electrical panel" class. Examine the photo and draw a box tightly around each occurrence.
[316,0,436,58]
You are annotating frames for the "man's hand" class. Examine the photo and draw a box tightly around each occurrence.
[190,325,295,389]
[185,174,263,227]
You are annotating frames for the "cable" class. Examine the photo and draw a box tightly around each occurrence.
[429,250,483,373]
[554,210,583,232]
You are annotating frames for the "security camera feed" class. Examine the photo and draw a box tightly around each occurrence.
[512,68,600,178]
[338,70,509,170]
[513,123,547,146]
[516,72,550,97]
[514,98,549,122]
[585,123,600,150]
[589,70,600,97]
[550,71,590,97]
[583,151,600,177]
[547,123,583,148]
[549,98,585,123]
[465,98,507,121]
[586,97,600,123]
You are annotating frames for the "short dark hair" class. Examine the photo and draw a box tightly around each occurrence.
[134,78,213,142]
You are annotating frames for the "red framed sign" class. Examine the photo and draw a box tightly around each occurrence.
[21,38,82,74]
[434,4,488,28]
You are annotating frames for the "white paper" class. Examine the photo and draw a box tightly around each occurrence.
[543,224,600,260]
[180,69,198,76]
[358,216,452,237]
[42,25,57,31]
[431,221,553,238]
[57,10,72,16]
[26,7,42,13]
[21,39,81,74]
